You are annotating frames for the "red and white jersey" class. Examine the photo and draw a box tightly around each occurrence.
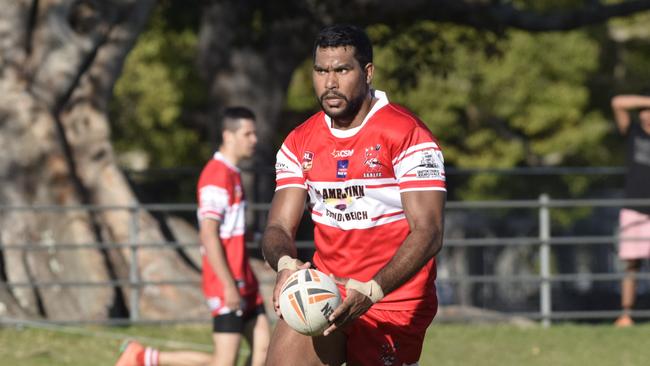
[197,152,259,314]
[275,90,445,310]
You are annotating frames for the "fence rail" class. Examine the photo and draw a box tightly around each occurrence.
[2,195,650,326]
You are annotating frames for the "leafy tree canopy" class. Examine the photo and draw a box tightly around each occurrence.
[109,1,207,169]
[110,1,650,203]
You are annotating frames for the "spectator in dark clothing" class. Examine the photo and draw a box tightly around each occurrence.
[611,93,650,327]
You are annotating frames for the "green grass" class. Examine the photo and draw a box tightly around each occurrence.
[0,322,648,365]
[422,323,648,366]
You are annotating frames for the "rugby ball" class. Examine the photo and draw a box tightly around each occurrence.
[278,269,341,336]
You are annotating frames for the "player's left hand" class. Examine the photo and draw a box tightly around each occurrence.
[323,276,373,336]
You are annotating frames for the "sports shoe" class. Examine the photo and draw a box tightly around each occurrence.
[115,340,144,366]
[614,314,634,328]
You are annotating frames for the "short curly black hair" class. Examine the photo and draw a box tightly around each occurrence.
[313,24,373,68]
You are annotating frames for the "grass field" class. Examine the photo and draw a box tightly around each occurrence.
[0,322,648,366]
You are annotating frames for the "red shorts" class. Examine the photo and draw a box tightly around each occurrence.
[343,303,437,366]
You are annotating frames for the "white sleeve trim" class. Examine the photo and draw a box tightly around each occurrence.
[399,187,447,193]
[275,184,308,191]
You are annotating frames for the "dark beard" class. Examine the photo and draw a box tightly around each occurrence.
[319,89,367,123]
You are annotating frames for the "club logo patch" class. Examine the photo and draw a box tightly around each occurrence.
[363,144,384,178]
[302,151,314,172]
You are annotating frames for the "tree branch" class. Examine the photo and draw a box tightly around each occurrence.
[343,0,650,32]
[25,0,39,56]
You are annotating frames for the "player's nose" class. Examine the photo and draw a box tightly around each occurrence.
[325,71,338,89]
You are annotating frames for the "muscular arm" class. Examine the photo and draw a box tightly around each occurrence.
[261,187,309,315]
[261,187,308,271]
[200,219,240,309]
[373,189,446,295]
[324,189,445,336]
[611,95,650,134]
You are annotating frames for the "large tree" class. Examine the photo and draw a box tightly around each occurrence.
[0,0,204,321]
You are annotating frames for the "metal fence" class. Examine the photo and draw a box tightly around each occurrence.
[2,195,650,326]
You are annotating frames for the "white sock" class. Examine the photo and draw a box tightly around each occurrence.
[144,347,159,366]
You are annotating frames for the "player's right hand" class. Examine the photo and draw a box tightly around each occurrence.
[272,260,311,317]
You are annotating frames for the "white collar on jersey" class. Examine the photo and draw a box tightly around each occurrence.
[323,89,389,138]
[212,151,240,172]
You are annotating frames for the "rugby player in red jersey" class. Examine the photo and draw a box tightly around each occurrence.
[262,25,446,366]
[117,107,270,366]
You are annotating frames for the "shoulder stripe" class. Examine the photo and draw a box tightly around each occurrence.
[392,142,440,166]
[280,144,301,166]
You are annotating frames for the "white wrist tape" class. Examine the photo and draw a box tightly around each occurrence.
[346,278,384,303]
[277,255,299,272]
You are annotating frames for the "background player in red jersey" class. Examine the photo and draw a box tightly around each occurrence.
[117,107,270,366]
[262,25,446,365]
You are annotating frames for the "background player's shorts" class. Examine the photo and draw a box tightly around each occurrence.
[206,291,264,317]
[343,302,437,366]
[213,304,265,333]
[618,208,650,260]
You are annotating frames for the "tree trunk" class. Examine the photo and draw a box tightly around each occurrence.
[197,1,323,233]
[0,0,205,321]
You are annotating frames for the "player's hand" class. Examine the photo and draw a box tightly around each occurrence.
[224,283,243,315]
[272,260,311,317]
[323,276,373,336]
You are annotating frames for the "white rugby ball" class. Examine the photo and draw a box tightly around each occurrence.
[278,268,341,336]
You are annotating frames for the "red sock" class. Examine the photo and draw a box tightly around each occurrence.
[140,347,159,366]
[136,348,145,366]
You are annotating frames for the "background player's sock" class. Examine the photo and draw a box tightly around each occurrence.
[136,347,159,366]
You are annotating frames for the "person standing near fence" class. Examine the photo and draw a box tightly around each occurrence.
[262,24,446,365]
[611,93,650,327]
[116,107,270,366]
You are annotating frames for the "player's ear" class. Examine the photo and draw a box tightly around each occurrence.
[364,62,374,85]
[222,129,232,146]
